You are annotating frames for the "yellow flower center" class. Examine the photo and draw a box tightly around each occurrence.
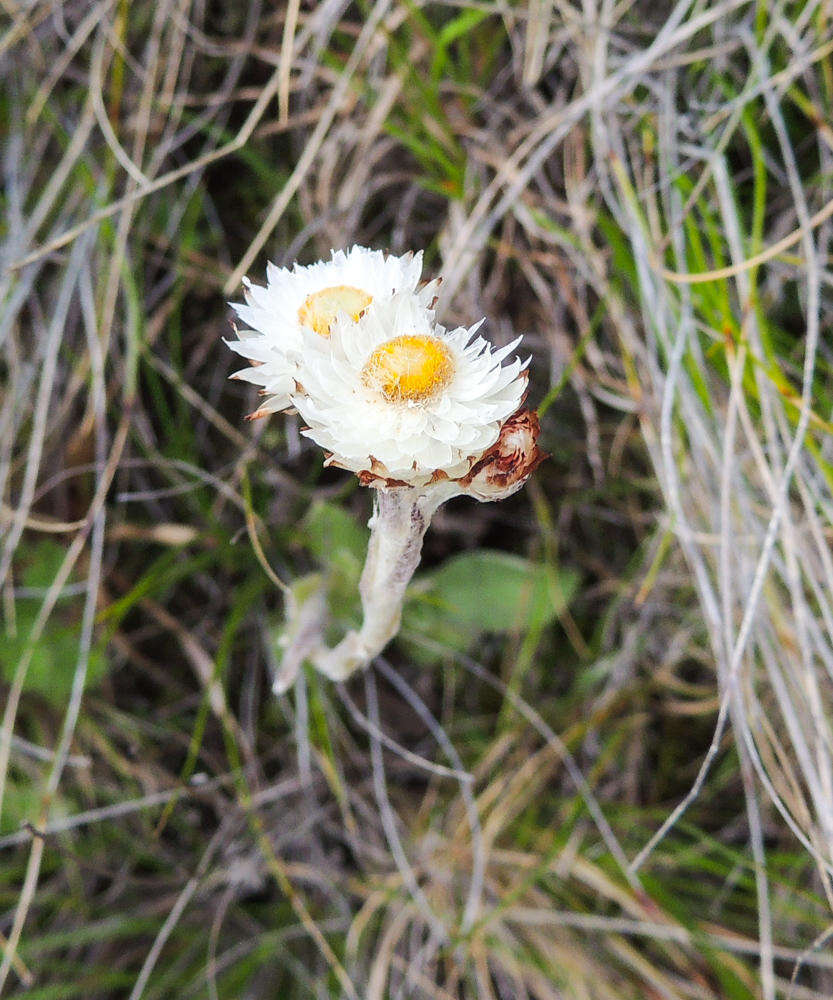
[361,335,454,403]
[298,285,373,337]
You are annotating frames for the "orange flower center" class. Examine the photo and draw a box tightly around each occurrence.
[361,335,454,403]
[298,285,372,337]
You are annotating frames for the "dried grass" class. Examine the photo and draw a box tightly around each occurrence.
[2,0,833,996]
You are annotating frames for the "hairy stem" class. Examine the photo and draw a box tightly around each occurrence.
[274,486,451,691]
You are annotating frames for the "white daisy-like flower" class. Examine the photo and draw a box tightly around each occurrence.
[226,246,545,689]
[292,292,529,486]
[227,246,435,417]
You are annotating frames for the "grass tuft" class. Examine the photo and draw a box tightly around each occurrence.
[2,0,833,996]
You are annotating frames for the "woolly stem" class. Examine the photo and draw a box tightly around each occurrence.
[274,486,452,692]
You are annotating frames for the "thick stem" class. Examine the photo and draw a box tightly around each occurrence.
[274,486,454,692]
[310,488,433,681]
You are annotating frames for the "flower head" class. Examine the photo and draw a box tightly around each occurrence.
[226,247,538,495]
[227,247,545,688]
[227,246,434,416]
[292,293,529,486]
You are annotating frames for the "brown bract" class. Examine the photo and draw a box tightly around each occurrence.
[458,408,546,501]
[357,469,411,489]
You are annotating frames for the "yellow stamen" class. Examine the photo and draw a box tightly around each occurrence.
[361,335,454,403]
[298,285,372,337]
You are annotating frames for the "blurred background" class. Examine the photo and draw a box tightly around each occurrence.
[3,1,833,997]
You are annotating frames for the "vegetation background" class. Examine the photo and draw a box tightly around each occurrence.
[3,0,833,996]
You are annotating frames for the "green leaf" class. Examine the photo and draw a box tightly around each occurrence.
[300,501,371,622]
[0,621,107,705]
[407,549,578,637]
[303,501,369,569]
[1,541,108,704]
[0,776,43,835]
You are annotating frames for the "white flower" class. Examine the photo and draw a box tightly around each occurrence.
[226,246,435,417]
[292,293,529,485]
[226,248,544,689]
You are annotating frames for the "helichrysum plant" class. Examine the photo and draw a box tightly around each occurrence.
[227,247,544,689]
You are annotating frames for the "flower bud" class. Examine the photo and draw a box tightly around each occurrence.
[458,409,546,501]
